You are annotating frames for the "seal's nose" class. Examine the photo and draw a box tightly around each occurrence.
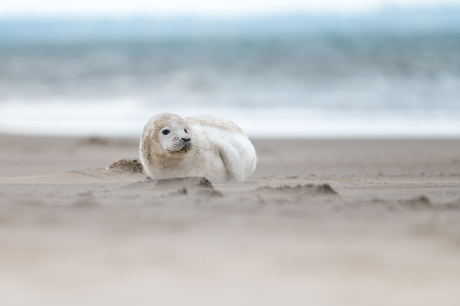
[181,138,191,143]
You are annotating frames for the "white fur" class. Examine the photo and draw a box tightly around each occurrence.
[139,113,257,182]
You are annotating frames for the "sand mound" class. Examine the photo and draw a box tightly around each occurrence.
[256,184,338,196]
[156,177,213,188]
[124,177,223,197]
[82,136,110,146]
[108,158,143,174]
[399,196,432,209]
[439,199,460,210]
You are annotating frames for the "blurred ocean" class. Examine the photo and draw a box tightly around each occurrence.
[0,8,460,137]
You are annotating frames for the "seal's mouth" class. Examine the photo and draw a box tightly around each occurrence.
[180,142,192,152]
[168,141,192,153]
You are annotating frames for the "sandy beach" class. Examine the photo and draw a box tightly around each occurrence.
[1,134,460,305]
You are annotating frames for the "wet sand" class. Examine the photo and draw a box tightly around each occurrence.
[1,134,460,305]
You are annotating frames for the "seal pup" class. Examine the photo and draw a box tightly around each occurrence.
[139,113,257,182]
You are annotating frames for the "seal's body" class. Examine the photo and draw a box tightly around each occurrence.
[139,113,257,182]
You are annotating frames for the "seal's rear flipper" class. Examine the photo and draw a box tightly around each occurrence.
[219,144,244,182]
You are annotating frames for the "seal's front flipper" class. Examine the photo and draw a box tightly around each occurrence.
[219,144,244,182]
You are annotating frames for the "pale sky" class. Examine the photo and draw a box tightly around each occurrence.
[0,0,458,17]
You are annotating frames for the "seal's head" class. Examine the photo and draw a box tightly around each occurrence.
[141,113,192,163]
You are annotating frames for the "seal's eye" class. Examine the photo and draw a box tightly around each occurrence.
[184,128,187,133]
[162,130,170,135]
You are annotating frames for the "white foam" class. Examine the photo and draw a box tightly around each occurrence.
[1,100,459,138]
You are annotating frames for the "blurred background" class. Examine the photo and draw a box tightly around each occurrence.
[0,0,459,137]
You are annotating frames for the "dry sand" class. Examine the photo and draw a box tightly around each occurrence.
[1,134,460,305]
